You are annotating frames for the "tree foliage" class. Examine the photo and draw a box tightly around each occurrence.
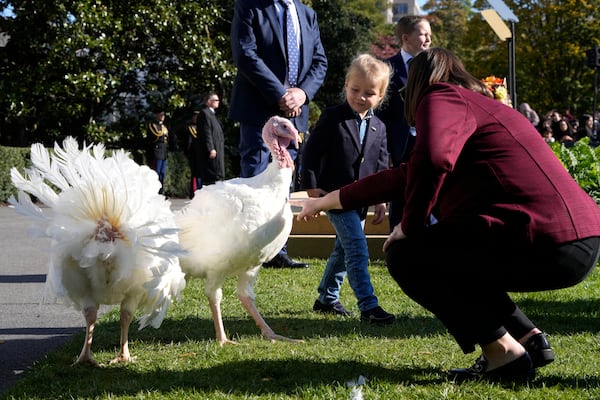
[422,0,472,52]
[0,0,386,151]
[311,0,377,112]
[0,0,598,152]
[0,0,234,148]
[510,0,600,115]
[424,0,600,117]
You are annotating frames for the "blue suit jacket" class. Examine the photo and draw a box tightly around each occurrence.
[376,51,412,166]
[301,102,389,194]
[229,0,328,132]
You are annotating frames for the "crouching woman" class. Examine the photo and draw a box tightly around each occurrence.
[290,47,600,383]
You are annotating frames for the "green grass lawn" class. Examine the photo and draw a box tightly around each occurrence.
[2,259,600,400]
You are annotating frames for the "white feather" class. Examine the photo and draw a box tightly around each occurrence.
[174,116,301,345]
[10,137,186,364]
[8,191,48,223]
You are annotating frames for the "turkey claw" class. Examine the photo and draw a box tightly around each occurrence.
[109,355,136,364]
[264,333,304,344]
[218,339,239,346]
[73,356,101,368]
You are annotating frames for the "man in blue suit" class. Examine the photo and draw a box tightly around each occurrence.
[229,0,328,268]
[376,15,431,230]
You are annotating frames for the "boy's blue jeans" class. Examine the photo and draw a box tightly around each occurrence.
[317,209,379,312]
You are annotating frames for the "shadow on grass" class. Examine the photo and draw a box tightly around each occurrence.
[516,298,600,335]
[85,313,446,351]
[82,295,600,353]
[6,358,600,399]
[1,358,443,398]
[3,296,599,397]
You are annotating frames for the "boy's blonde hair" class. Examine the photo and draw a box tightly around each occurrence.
[345,54,392,108]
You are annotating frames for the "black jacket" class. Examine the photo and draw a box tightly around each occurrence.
[301,101,389,194]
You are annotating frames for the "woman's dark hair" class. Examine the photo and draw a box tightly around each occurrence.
[404,48,493,125]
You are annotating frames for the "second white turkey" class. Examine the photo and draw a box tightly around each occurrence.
[175,115,304,345]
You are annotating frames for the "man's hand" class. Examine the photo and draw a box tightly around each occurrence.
[306,188,327,198]
[371,203,387,225]
[279,88,307,117]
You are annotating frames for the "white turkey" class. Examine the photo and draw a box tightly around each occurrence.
[9,138,186,366]
[175,115,303,345]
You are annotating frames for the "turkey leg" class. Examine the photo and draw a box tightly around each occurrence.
[74,306,99,366]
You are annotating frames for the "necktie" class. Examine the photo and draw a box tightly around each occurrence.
[358,117,367,144]
[405,57,415,136]
[281,0,299,87]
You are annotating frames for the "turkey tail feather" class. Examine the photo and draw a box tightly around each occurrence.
[10,137,186,331]
[29,142,70,191]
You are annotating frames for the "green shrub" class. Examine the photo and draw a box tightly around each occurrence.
[0,146,31,202]
[549,138,600,204]
[163,151,192,198]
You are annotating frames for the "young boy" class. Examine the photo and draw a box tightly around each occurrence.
[300,54,394,324]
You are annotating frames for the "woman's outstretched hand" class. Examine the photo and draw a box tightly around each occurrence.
[290,189,342,222]
[289,197,324,221]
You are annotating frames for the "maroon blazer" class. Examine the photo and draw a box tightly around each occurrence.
[340,83,600,246]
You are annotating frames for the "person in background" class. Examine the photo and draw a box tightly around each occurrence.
[291,48,600,383]
[376,15,432,231]
[518,102,540,129]
[555,118,576,146]
[229,0,328,268]
[185,110,202,197]
[197,92,225,187]
[541,127,555,143]
[578,114,598,144]
[147,108,170,194]
[549,110,563,138]
[301,54,395,325]
[562,107,575,122]
[569,118,580,134]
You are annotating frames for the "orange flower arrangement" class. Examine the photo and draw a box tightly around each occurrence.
[481,76,511,107]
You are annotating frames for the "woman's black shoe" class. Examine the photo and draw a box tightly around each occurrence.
[524,332,554,368]
[447,353,535,383]
[470,332,554,371]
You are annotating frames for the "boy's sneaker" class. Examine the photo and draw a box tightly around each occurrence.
[360,306,395,325]
[313,299,353,317]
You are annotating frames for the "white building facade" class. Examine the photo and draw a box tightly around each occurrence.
[385,0,422,23]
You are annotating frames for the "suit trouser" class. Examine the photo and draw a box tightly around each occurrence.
[152,158,167,193]
[387,132,415,232]
[384,222,600,353]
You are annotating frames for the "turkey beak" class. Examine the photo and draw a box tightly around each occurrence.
[293,132,300,149]
[273,117,300,149]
